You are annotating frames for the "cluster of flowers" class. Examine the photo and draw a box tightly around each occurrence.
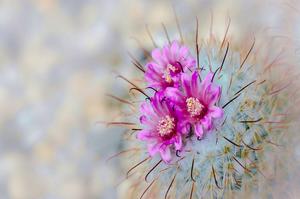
[137,41,224,163]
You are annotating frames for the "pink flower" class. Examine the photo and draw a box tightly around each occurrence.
[165,72,224,139]
[145,40,196,91]
[137,93,186,163]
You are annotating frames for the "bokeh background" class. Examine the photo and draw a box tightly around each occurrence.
[0,0,299,198]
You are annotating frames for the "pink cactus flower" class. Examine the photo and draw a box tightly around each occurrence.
[145,40,196,91]
[137,93,186,163]
[165,71,224,139]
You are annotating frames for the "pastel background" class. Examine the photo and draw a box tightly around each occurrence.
[0,0,299,198]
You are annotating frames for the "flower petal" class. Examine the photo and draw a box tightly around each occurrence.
[139,115,147,124]
[151,92,169,116]
[162,45,172,64]
[200,72,214,99]
[165,87,185,104]
[181,73,192,96]
[139,103,158,125]
[177,121,191,135]
[195,123,204,138]
[152,48,164,65]
[174,135,183,150]
[171,41,180,60]
[148,143,160,156]
[191,71,200,96]
[145,63,165,89]
[205,85,221,106]
[209,106,224,118]
[137,130,154,141]
[179,46,189,59]
[160,146,172,163]
[201,116,212,130]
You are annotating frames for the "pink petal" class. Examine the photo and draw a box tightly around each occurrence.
[148,143,160,156]
[163,46,172,63]
[160,146,172,163]
[140,102,153,117]
[140,102,159,122]
[205,85,221,106]
[177,121,190,135]
[181,73,192,96]
[171,75,181,86]
[165,87,185,104]
[137,130,153,141]
[147,61,163,71]
[209,106,224,118]
[185,57,196,68]
[171,41,180,60]
[174,135,183,150]
[201,116,212,130]
[152,48,163,65]
[139,115,147,124]
[200,72,213,97]
[179,46,188,58]
[203,72,214,83]
[151,93,168,116]
[195,123,204,138]
[191,72,200,96]
[145,64,164,89]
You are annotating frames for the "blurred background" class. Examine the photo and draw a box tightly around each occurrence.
[0,0,299,198]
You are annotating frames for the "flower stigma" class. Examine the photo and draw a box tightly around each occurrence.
[157,115,176,137]
[186,97,204,117]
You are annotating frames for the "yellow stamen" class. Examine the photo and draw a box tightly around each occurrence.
[167,64,177,72]
[157,115,175,136]
[186,97,204,117]
[163,64,178,83]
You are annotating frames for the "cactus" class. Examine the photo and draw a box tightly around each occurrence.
[107,16,299,199]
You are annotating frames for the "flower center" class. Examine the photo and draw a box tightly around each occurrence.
[157,115,175,137]
[167,64,178,73]
[163,64,179,83]
[163,70,172,83]
[186,97,204,117]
